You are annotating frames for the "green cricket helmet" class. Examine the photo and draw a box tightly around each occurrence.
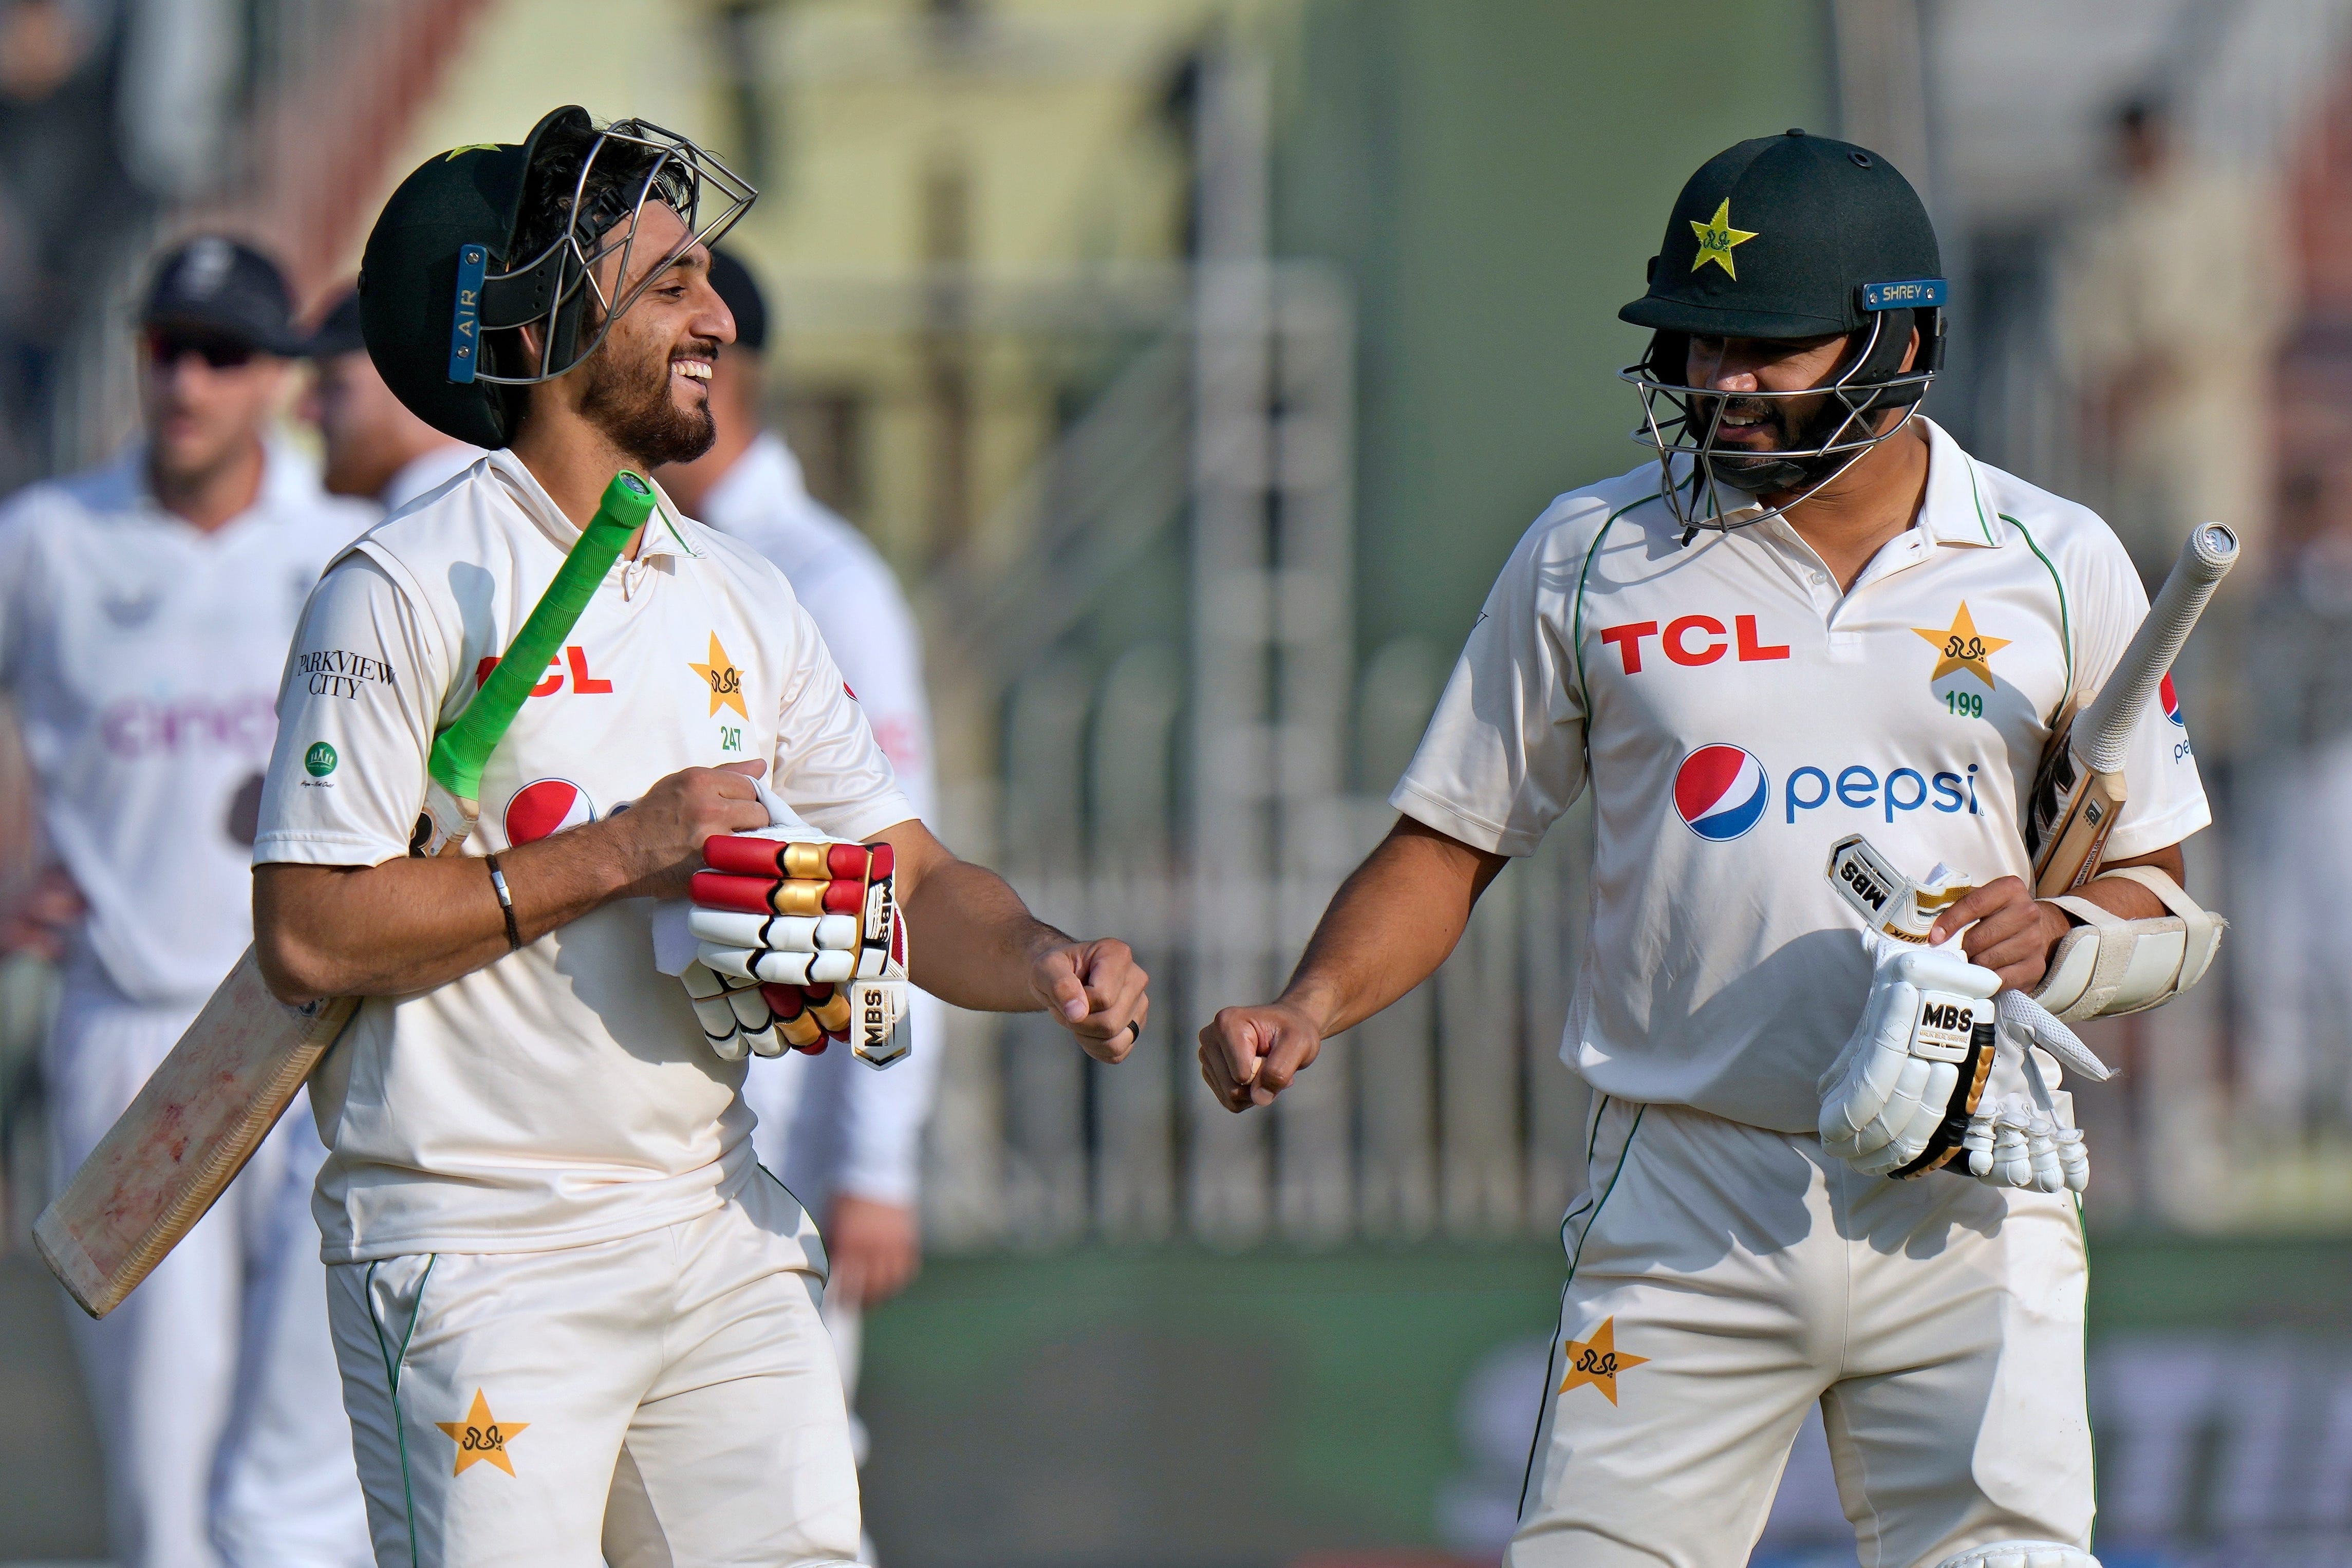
[1619,128,1946,534]
[357,106,756,449]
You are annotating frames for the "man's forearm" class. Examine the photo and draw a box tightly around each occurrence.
[897,854,1067,1012]
[254,823,638,1003]
[1280,820,1505,1038]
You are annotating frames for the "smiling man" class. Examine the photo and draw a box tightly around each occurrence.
[1201,132,2222,1567]
[249,109,1147,1567]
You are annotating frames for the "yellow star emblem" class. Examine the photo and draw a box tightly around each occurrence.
[1558,1317,1648,1406]
[689,632,749,719]
[1689,199,1759,278]
[443,143,501,160]
[1912,602,2013,690]
[435,1388,529,1476]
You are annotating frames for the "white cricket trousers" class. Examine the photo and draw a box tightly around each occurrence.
[328,1169,862,1568]
[45,967,370,1568]
[1509,1096,2094,1568]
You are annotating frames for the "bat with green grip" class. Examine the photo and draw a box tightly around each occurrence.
[414,469,655,852]
[36,469,659,1318]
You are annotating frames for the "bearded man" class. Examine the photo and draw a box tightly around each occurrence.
[250,108,1147,1567]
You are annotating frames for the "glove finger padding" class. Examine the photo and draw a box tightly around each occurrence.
[692,834,912,1070]
[679,959,785,1060]
[1820,937,2001,1178]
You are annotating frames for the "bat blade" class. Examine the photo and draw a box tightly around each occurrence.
[35,472,658,1318]
[35,948,356,1317]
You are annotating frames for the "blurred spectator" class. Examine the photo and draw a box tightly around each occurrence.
[2235,478,2352,1138]
[300,286,480,510]
[657,249,941,1510]
[0,236,372,1568]
[2056,95,2292,588]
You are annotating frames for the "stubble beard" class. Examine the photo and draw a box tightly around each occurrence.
[577,324,716,470]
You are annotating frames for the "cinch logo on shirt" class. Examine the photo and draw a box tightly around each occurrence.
[473,645,613,698]
[1599,615,1790,674]
[99,693,276,758]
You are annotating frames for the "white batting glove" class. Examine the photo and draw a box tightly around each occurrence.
[1818,935,2001,1177]
[1959,991,2097,1194]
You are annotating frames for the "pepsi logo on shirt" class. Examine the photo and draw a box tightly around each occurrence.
[1674,744,1770,841]
[503,778,595,845]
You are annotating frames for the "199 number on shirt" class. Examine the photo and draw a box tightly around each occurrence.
[1942,690,1984,719]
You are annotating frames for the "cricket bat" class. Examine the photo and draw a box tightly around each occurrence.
[35,471,656,1318]
[2024,521,2238,898]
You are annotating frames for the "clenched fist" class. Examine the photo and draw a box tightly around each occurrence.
[599,759,773,901]
[1198,1000,1323,1113]
[1031,937,1148,1063]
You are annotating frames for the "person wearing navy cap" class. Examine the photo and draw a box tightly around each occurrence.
[0,235,375,1568]
[302,287,482,512]
[656,251,941,1527]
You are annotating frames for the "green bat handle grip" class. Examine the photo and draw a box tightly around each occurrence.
[427,471,654,802]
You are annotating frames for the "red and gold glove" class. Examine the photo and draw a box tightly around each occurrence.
[682,834,910,1067]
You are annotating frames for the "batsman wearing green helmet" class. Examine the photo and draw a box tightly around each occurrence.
[248,109,1148,1565]
[1203,132,2226,1567]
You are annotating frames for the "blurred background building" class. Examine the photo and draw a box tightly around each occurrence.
[6,2,2352,1565]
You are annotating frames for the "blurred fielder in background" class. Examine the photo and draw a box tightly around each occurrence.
[657,249,942,1485]
[1203,132,2221,1568]
[302,287,482,513]
[0,236,372,1568]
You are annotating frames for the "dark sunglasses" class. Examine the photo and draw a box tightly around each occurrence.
[144,328,258,369]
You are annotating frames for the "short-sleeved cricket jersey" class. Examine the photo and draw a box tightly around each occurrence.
[1393,419,2209,1134]
[0,444,375,1003]
[253,450,914,1263]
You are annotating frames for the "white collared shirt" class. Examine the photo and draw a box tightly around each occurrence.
[253,448,914,1261]
[1393,418,2209,1134]
[380,442,484,515]
[694,430,939,1210]
[0,441,375,1002]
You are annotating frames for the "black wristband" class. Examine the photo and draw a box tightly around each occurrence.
[484,852,521,951]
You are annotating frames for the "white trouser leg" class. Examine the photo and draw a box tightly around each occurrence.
[1507,1098,2094,1568]
[329,1171,861,1568]
[210,1091,373,1568]
[47,979,237,1568]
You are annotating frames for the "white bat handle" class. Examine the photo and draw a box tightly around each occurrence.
[2076,522,2237,775]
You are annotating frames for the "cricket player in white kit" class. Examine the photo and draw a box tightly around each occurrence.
[248,109,1145,1568]
[657,250,942,1457]
[304,288,483,514]
[1202,133,2222,1568]
[0,238,375,1568]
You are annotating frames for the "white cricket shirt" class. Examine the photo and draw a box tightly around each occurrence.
[0,443,375,1003]
[1393,419,2209,1134]
[253,449,915,1262]
[696,431,941,1209]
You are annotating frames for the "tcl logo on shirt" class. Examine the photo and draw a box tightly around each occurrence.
[474,645,614,698]
[1599,614,1790,674]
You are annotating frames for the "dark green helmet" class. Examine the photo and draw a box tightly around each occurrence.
[1618,129,1946,534]
[357,106,755,449]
